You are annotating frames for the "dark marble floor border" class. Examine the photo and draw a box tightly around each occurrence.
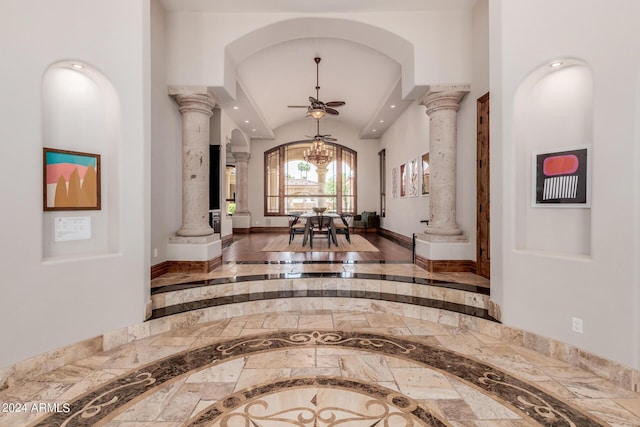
[151,272,490,296]
[150,290,497,322]
[186,376,447,427]
[32,330,606,427]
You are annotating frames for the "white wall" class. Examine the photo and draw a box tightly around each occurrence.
[247,120,379,228]
[378,103,430,237]
[164,10,472,94]
[151,0,183,265]
[492,0,640,368]
[378,0,488,249]
[0,0,150,368]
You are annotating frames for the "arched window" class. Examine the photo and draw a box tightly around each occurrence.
[264,142,356,215]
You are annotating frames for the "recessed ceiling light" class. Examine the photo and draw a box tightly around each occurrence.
[244,120,250,123]
[390,105,396,109]
[372,129,377,132]
[233,106,239,110]
[71,63,84,70]
[550,61,563,68]
[252,128,256,132]
[379,120,384,123]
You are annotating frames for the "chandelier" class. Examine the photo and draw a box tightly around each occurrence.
[302,120,335,166]
[304,138,332,165]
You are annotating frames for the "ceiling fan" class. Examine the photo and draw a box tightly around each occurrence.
[290,120,338,144]
[287,57,345,119]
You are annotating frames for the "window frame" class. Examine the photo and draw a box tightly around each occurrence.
[264,142,357,216]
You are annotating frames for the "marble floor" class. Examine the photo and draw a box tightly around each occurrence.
[2,310,640,426]
[1,244,639,426]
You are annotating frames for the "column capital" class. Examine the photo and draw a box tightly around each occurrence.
[169,86,217,116]
[420,84,470,115]
[232,151,251,162]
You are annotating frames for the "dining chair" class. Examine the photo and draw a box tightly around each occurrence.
[288,213,305,243]
[308,215,333,249]
[334,213,351,243]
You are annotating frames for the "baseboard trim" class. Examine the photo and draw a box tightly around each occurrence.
[222,234,234,247]
[151,261,170,279]
[152,256,223,276]
[232,228,250,234]
[378,227,412,250]
[415,254,477,273]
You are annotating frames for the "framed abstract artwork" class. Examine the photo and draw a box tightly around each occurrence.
[391,167,398,198]
[532,146,590,208]
[400,163,407,198]
[43,148,101,211]
[421,152,430,195]
[408,157,419,197]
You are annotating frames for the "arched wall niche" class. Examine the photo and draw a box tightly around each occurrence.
[513,59,593,256]
[41,61,121,259]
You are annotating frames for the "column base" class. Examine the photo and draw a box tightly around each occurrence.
[231,213,251,231]
[177,225,214,237]
[424,224,463,236]
[167,234,221,262]
[414,232,474,273]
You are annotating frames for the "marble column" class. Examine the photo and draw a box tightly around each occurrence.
[232,152,250,215]
[420,86,469,236]
[172,92,216,237]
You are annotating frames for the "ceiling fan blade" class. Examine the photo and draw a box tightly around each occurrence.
[323,137,338,142]
[325,101,345,107]
[288,105,308,108]
[309,96,319,103]
[325,108,340,115]
[289,139,315,144]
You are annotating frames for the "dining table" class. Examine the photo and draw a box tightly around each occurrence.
[297,212,340,247]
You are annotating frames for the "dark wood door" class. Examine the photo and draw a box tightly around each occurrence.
[477,93,490,278]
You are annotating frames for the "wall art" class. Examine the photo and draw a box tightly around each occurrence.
[421,152,430,195]
[532,146,590,208]
[408,157,419,197]
[44,148,101,211]
[400,163,407,198]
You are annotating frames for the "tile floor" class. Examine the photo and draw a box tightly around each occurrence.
[1,260,639,426]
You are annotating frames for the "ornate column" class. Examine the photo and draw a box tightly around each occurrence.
[420,85,469,236]
[171,90,216,237]
[232,151,250,215]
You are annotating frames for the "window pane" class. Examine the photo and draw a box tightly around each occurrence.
[264,142,356,215]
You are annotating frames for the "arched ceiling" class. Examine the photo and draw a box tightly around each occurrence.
[160,0,477,139]
[236,38,400,133]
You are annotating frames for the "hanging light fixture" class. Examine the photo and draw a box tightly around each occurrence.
[303,138,332,165]
[288,57,345,120]
[303,121,334,166]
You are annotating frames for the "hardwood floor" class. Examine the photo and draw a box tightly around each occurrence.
[223,232,413,262]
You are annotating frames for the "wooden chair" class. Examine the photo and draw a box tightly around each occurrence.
[308,215,333,249]
[334,213,351,243]
[288,214,305,243]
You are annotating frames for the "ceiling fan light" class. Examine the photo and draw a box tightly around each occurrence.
[307,108,326,120]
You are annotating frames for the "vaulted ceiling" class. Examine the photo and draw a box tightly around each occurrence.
[159,0,477,139]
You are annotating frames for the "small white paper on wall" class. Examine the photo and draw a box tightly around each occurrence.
[54,216,91,241]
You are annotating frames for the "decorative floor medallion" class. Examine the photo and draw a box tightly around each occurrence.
[31,330,607,426]
[187,378,443,426]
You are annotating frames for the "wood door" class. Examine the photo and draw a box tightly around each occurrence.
[476,93,490,278]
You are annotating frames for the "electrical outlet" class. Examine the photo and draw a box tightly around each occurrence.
[572,317,583,333]
[153,248,158,258]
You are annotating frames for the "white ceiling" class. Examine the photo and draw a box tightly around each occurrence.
[160,0,477,140]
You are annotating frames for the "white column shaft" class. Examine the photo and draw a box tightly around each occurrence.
[174,94,215,237]
[421,90,467,236]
